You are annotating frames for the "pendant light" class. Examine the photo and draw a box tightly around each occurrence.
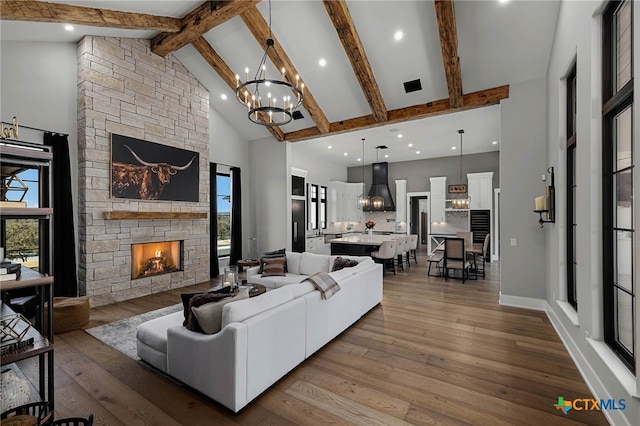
[450,129,470,209]
[357,138,370,210]
[371,146,384,210]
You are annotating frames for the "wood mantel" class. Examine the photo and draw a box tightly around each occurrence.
[104,211,208,220]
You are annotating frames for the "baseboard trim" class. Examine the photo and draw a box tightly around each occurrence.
[498,293,546,311]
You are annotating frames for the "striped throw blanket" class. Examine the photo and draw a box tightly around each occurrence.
[303,272,341,299]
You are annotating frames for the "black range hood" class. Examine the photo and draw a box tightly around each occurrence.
[366,162,395,211]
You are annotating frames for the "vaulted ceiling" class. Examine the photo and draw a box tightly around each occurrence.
[1,0,560,166]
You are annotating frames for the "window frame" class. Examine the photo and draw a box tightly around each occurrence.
[602,0,636,372]
[216,171,232,258]
[567,64,578,310]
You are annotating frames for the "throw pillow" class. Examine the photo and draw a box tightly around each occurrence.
[258,248,288,273]
[184,292,234,331]
[331,256,360,272]
[180,287,232,326]
[261,257,287,277]
[190,288,250,334]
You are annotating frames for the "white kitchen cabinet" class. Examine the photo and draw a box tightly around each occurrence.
[467,172,493,210]
[429,177,446,222]
[347,182,365,222]
[395,179,407,223]
[306,236,328,254]
[329,181,364,223]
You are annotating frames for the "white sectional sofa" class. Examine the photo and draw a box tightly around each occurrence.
[246,251,371,289]
[136,252,382,413]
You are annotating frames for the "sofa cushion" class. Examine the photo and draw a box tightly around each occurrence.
[299,252,331,275]
[248,273,308,289]
[286,251,302,274]
[221,285,295,327]
[184,292,235,330]
[331,256,360,271]
[329,267,356,283]
[190,288,250,334]
[350,258,376,273]
[136,311,183,354]
[261,257,287,277]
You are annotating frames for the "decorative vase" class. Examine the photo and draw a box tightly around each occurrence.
[367,229,373,240]
[0,368,31,412]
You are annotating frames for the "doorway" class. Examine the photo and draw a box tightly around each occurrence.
[407,192,430,249]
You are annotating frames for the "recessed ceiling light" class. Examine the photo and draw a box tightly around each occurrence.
[328,145,332,149]
[64,25,74,31]
[220,94,227,100]
[416,150,421,154]
[394,30,403,41]
[397,134,403,138]
[319,58,327,67]
[408,143,413,148]
[384,154,389,158]
[344,152,348,156]
[499,0,510,3]
[492,141,498,145]
[357,158,362,162]
[452,146,457,150]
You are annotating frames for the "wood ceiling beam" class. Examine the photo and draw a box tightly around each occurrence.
[322,0,387,123]
[434,0,463,108]
[0,0,181,32]
[239,6,331,135]
[191,37,284,142]
[151,0,259,57]
[283,85,509,142]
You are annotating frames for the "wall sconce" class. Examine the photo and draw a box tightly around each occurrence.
[533,166,555,228]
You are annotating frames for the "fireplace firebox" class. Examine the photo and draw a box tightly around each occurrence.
[131,240,183,279]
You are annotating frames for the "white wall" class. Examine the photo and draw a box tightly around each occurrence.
[544,1,638,425]
[499,77,548,304]
[249,136,289,254]
[290,144,347,187]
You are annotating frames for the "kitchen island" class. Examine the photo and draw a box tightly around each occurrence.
[328,234,396,256]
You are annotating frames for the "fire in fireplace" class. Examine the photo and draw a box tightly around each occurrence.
[131,240,183,279]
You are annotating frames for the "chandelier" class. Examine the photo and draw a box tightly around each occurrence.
[449,129,470,209]
[235,0,304,127]
[357,138,370,210]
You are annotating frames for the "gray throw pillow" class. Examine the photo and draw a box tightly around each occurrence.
[190,288,250,334]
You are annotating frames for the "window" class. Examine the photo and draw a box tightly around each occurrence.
[217,173,232,257]
[2,168,42,271]
[307,184,327,230]
[567,64,578,310]
[602,0,635,372]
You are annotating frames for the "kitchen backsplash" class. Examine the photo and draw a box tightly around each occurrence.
[324,211,406,234]
[430,211,469,234]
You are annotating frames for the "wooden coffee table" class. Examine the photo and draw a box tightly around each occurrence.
[246,283,266,297]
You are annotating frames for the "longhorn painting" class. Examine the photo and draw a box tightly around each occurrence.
[110,134,199,202]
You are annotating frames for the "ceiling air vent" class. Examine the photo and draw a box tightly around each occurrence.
[292,110,304,120]
[403,79,422,93]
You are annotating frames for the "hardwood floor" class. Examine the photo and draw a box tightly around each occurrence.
[41,250,607,425]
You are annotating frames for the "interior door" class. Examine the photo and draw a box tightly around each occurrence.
[292,199,305,252]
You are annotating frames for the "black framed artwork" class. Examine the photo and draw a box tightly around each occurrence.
[111,133,199,202]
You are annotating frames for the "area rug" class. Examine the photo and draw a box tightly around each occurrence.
[85,303,182,360]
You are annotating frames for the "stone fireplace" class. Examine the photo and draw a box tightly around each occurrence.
[131,240,183,279]
[77,36,210,306]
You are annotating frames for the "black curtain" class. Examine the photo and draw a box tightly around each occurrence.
[229,167,242,265]
[43,132,78,297]
[210,163,219,278]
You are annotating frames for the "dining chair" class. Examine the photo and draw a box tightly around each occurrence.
[427,252,443,276]
[393,237,405,271]
[50,414,94,426]
[475,233,490,278]
[371,240,396,275]
[443,237,470,283]
[408,234,418,265]
[1,401,53,425]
